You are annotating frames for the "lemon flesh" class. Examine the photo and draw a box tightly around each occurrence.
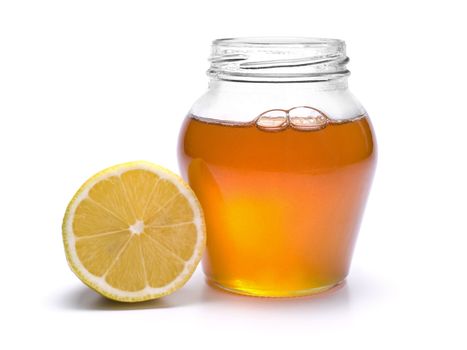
[62,161,205,302]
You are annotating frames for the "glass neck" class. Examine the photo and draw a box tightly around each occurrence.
[191,76,361,123]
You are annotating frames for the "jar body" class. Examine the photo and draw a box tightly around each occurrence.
[178,80,376,297]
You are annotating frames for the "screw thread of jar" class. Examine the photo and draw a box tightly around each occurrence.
[208,37,350,83]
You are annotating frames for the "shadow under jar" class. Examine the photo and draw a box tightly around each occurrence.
[178,37,377,297]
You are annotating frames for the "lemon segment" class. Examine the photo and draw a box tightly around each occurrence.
[62,161,205,302]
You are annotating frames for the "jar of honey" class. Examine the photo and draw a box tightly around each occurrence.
[178,37,377,297]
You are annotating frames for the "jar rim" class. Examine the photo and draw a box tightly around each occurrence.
[213,37,345,48]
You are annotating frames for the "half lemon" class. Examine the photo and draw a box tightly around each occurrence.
[62,161,205,302]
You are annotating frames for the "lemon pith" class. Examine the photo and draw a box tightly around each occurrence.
[62,161,206,302]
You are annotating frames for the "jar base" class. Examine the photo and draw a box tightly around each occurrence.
[206,277,345,298]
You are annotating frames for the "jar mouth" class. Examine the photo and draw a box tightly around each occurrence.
[213,37,345,48]
[209,36,350,83]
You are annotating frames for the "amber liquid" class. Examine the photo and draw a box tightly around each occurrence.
[178,114,376,297]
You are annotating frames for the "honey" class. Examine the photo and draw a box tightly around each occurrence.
[178,113,376,296]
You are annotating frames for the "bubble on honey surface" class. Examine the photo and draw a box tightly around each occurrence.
[288,106,329,130]
[255,109,289,131]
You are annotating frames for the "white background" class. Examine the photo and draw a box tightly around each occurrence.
[1,0,466,348]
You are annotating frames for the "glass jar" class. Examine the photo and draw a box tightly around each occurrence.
[178,37,377,297]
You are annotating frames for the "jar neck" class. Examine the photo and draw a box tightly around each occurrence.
[192,76,362,123]
[208,37,350,83]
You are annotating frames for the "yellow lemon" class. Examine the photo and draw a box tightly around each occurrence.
[62,161,205,302]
